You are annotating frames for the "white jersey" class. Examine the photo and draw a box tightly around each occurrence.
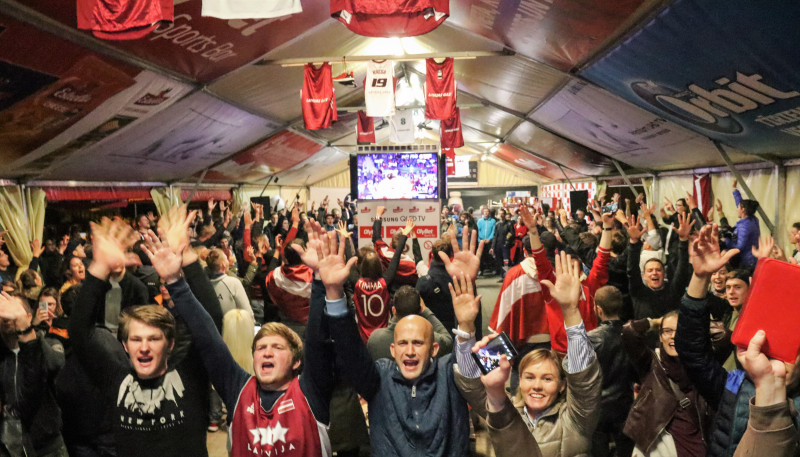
[202,0,302,19]
[365,60,395,117]
[390,110,415,144]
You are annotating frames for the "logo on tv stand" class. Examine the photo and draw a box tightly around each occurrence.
[629,72,799,135]
[393,206,403,213]
[361,207,371,213]
[426,206,436,213]
[409,206,419,213]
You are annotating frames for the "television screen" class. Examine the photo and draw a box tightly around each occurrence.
[356,152,439,200]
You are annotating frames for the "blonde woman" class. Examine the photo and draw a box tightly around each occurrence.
[222,309,255,375]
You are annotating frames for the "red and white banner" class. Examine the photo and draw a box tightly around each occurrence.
[539,182,597,214]
[358,199,441,264]
[693,174,712,217]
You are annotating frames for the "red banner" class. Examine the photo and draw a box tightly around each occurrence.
[205,131,323,183]
[360,225,377,239]
[448,0,647,70]
[493,144,566,180]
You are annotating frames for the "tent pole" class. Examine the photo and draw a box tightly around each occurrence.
[557,165,576,191]
[713,141,775,234]
[612,159,639,196]
[185,169,209,206]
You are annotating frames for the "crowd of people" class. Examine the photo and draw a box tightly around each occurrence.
[0,178,798,457]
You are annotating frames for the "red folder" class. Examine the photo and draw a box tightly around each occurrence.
[731,257,800,363]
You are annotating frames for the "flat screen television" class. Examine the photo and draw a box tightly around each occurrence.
[352,152,442,200]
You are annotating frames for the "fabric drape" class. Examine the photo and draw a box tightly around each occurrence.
[0,186,46,271]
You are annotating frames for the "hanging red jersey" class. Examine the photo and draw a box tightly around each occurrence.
[301,63,337,130]
[364,60,395,117]
[78,0,173,40]
[353,278,391,342]
[356,110,375,144]
[440,108,464,149]
[425,57,456,120]
[444,148,456,175]
[230,377,328,457]
[330,0,448,37]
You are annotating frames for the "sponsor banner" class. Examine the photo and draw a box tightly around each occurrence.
[539,181,596,214]
[10,70,192,173]
[447,0,647,70]
[581,0,800,157]
[0,55,135,163]
[0,60,58,111]
[358,199,441,264]
[42,91,281,181]
[493,143,566,179]
[531,79,743,170]
[20,0,331,81]
[205,131,323,183]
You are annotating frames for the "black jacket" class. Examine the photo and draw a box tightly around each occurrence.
[587,320,637,425]
[0,334,65,455]
[416,262,482,340]
[627,240,691,319]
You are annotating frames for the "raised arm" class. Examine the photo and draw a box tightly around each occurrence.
[383,219,413,284]
[626,215,647,297]
[372,206,385,244]
[669,213,695,297]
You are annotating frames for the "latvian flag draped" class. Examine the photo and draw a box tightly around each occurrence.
[266,264,313,323]
[488,256,550,347]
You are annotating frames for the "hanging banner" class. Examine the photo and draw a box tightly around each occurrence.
[0,55,135,162]
[20,0,331,81]
[531,79,748,170]
[447,0,649,70]
[358,199,441,266]
[507,122,614,175]
[493,143,578,180]
[205,131,324,183]
[581,0,800,157]
[43,92,281,182]
[10,71,192,174]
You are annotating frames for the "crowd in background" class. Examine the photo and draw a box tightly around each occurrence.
[0,179,798,457]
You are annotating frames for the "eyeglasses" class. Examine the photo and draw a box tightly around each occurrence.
[661,328,676,337]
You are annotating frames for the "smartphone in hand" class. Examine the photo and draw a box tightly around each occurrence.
[39,301,49,314]
[471,332,519,375]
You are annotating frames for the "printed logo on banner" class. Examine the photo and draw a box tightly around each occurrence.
[630,74,800,135]
[426,206,437,212]
[360,226,377,239]
[414,226,437,238]
[393,206,403,213]
[423,240,433,249]
[409,206,419,213]
[361,207,371,213]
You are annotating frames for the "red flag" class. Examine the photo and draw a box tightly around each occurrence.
[444,148,455,175]
[693,173,712,217]
[356,110,375,144]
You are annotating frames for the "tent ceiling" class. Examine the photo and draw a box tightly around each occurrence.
[1,0,797,187]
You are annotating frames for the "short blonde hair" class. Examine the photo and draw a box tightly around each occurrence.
[119,305,176,342]
[222,310,255,375]
[252,323,303,375]
[515,349,566,404]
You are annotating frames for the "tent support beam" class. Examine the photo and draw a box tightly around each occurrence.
[612,159,639,196]
[337,103,483,113]
[714,141,776,234]
[557,165,576,191]
[184,168,209,205]
[259,49,515,67]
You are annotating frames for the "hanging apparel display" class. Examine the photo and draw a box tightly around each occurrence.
[439,108,463,149]
[364,60,396,118]
[77,0,173,40]
[301,63,337,130]
[389,110,415,144]
[202,0,302,19]
[424,57,456,120]
[357,110,375,144]
[330,0,449,37]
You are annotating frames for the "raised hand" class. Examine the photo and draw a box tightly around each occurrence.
[732,178,738,189]
[141,231,184,285]
[401,218,416,236]
[0,292,33,338]
[540,251,582,314]
[439,225,483,279]
[664,196,675,213]
[685,191,698,211]
[625,214,645,243]
[752,236,775,260]
[736,330,786,406]
[716,198,724,214]
[675,212,695,241]
[291,207,300,225]
[376,206,386,218]
[208,199,216,213]
[448,274,481,335]
[316,231,357,299]
[90,217,138,274]
[246,245,256,263]
[601,212,615,228]
[219,200,228,212]
[472,335,512,411]
[244,210,253,229]
[689,224,739,277]
[335,220,351,240]
[157,205,197,266]
[30,239,45,258]
[518,204,536,230]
